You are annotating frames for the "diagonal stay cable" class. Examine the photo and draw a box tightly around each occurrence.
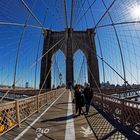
[73,37,140,97]
[94,0,117,29]
[13,0,37,88]
[101,0,126,88]
[73,37,125,81]
[39,41,65,95]
[34,8,49,89]
[34,30,43,89]
[96,20,140,29]
[87,63,102,94]
[20,0,45,30]
[73,38,102,93]
[74,0,87,23]
[16,37,64,85]
[39,65,52,95]
[54,60,61,80]
[76,56,85,84]
[0,36,65,102]
[0,21,42,29]
[74,0,96,28]
[87,0,106,86]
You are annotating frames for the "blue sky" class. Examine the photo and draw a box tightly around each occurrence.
[0,0,140,88]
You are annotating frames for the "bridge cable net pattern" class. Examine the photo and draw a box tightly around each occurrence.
[0,0,66,135]
[0,88,64,135]
[72,0,140,135]
[0,0,139,137]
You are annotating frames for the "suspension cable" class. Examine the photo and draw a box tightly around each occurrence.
[34,8,49,89]
[20,0,45,30]
[86,0,106,87]
[96,20,140,29]
[73,0,96,28]
[0,21,42,29]
[74,37,140,97]
[64,0,68,29]
[0,36,65,102]
[94,0,117,29]
[101,0,127,88]
[13,0,37,89]
[76,56,85,84]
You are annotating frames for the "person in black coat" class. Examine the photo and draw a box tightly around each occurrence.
[83,83,93,115]
[74,85,83,116]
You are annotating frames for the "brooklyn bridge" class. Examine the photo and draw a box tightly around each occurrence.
[0,0,140,139]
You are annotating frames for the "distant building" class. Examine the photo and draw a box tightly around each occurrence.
[25,82,29,88]
[101,81,110,88]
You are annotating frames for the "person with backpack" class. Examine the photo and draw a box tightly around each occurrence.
[83,83,93,115]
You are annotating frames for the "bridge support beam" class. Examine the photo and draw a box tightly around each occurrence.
[40,29,100,90]
[87,29,100,88]
[88,53,100,88]
[40,30,52,89]
[45,53,52,89]
[66,29,74,88]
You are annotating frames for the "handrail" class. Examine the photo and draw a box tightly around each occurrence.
[0,88,65,136]
[93,92,140,134]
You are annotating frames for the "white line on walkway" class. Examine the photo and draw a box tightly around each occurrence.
[65,90,75,140]
[14,89,66,140]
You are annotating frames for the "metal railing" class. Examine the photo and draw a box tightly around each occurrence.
[93,92,140,134]
[0,88,65,136]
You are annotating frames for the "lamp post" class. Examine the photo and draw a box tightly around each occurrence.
[59,73,62,86]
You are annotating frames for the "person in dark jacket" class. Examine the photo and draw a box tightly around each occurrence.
[74,84,83,116]
[83,83,93,115]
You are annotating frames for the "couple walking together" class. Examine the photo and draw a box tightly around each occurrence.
[74,83,93,116]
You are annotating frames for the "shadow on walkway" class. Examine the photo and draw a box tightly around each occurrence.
[56,102,72,105]
[85,105,140,140]
[41,114,79,122]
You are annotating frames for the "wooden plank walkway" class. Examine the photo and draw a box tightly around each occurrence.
[0,90,129,140]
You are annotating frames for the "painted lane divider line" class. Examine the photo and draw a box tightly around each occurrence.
[14,89,66,140]
[65,91,75,140]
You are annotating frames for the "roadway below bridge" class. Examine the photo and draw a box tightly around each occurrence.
[0,86,140,98]
[1,89,137,140]
[0,88,52,96]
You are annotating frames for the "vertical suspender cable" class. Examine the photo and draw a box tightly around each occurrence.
[13,0,37,88]
[64,0,68,29]
[101,0,127,88]
[87,0,106,87]
[34,11,48,89]
[70,0,74,28]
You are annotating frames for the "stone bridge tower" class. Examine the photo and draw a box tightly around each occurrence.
[40,28,100,89]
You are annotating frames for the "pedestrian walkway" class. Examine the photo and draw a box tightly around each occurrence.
[85,106,127,140]
[0,90,128,140]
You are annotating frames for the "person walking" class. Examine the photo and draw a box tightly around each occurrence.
[83,83,93,115]
[74,84,83,116]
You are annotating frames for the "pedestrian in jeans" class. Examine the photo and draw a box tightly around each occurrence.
[83,83,93,115]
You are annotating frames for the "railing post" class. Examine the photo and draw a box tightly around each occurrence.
[101,94,103,110]
[121,99,124,124]
[53,91,54,100]
[55,90,57,99]
[16,100,20,127]
[37,95,39,112]
[46,93,48,104]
